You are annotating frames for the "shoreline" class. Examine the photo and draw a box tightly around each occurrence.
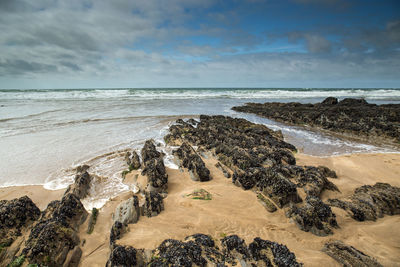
[1,152,400,265]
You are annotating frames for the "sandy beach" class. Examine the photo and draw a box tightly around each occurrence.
[1,152,400,266]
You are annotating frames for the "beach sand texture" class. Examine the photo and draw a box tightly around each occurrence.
[1,152,399,266]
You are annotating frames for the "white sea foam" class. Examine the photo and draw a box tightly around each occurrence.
[1,88,400,101]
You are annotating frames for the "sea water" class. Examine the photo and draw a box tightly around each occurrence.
[1,88,399,209]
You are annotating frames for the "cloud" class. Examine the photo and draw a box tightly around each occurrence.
[0,0,399,88]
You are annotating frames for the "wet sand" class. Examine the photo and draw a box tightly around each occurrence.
[1,153,400,266]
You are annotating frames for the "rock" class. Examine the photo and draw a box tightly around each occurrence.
[233,167,301,208]
[232,98,400,146]
[286,196,338,236]
[141,140,168,192]
[317,165,337,178]
[108,233,301,266]
[110,221,126,247]
[22,193,87,266]
[0,196,40,246]
[76,165,89,173]
[63,246,82,267]
[141,191,164,217]
[106,245,138,267]
[249,237,301,266]
[221,235,250,263]
[87,207,99,234]
[257,194,277,212]
[322,240,382,267]
[64,171,92,199]
[328,182,400,221]
[215,162,231,178]
[126,150,141,170]
[173,142,211,182]
[113,196,140,225]
[321,97,338,105]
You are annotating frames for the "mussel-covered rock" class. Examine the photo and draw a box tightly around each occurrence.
[141,191,164,218]
[323,240,382,267]
[232,98,400,146]
[110,221,126,247]
[0,196,40,247]
[286,196,338,236]
[126,150,141,170]
[328,182,400,221]
[22,193,87,266]
[64,170,92,199]
[249,237,302,266]
[173,142,211,182]
[141,140,168,192]
[106,245,138,267]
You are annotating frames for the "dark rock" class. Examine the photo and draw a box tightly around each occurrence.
[232,98,400,146]
[63,246,82,267]
[323,240,382,267]
[221,235,250,261]
[317,165,337,178]
[150,239,207,267]
[106,245,138,267]
[64,171,92,199]
[286,196,338,236]
[110,221,126,247]
[23,193,87,266]
[328,182,400,221]
[125,150,141,170]
[141,140,168,192]
[76,165,89,173]
[233,167,301,207]
[215,162,231,178]
[321,97,338,105]
[0,196,40,245]
[338,98,369,106]
[257,194,277,212]
[173,142,211,182]
[141,191,164,218]
[249,237,301,266]
[109,233,301,266]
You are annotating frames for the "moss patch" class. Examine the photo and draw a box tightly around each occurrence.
[87,208,99,234]
[186,189,212,200]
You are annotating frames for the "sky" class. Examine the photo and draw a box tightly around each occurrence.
[0,0,399,89]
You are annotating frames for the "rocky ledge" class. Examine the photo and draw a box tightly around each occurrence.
[107,233,302,266]
[328,182,400,221]
[323,240,383,267]
[165,115,340,236]
[232,97,400,146]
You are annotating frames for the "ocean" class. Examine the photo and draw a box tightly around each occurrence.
[1,88,399,209]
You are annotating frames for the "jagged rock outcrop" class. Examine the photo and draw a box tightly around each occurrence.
[165,116,340,236]
[232,97,400,146]
[0,196,40,246]
[117,233,302,266]
[22,193,87,266]
[141,191,164,218]
[286,196,338,236]
[173,142,211,182]
[64,170,92,199]
[323,240,382,267]
[106,245,139,267]
[126,150,141,170]
[328,182,400,221]
[249,237,301,266]
[141,140,168,192]
[109,221,126,248]
[113,196,140,225]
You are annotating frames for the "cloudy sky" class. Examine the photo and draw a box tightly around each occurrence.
[0,0,399,88]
